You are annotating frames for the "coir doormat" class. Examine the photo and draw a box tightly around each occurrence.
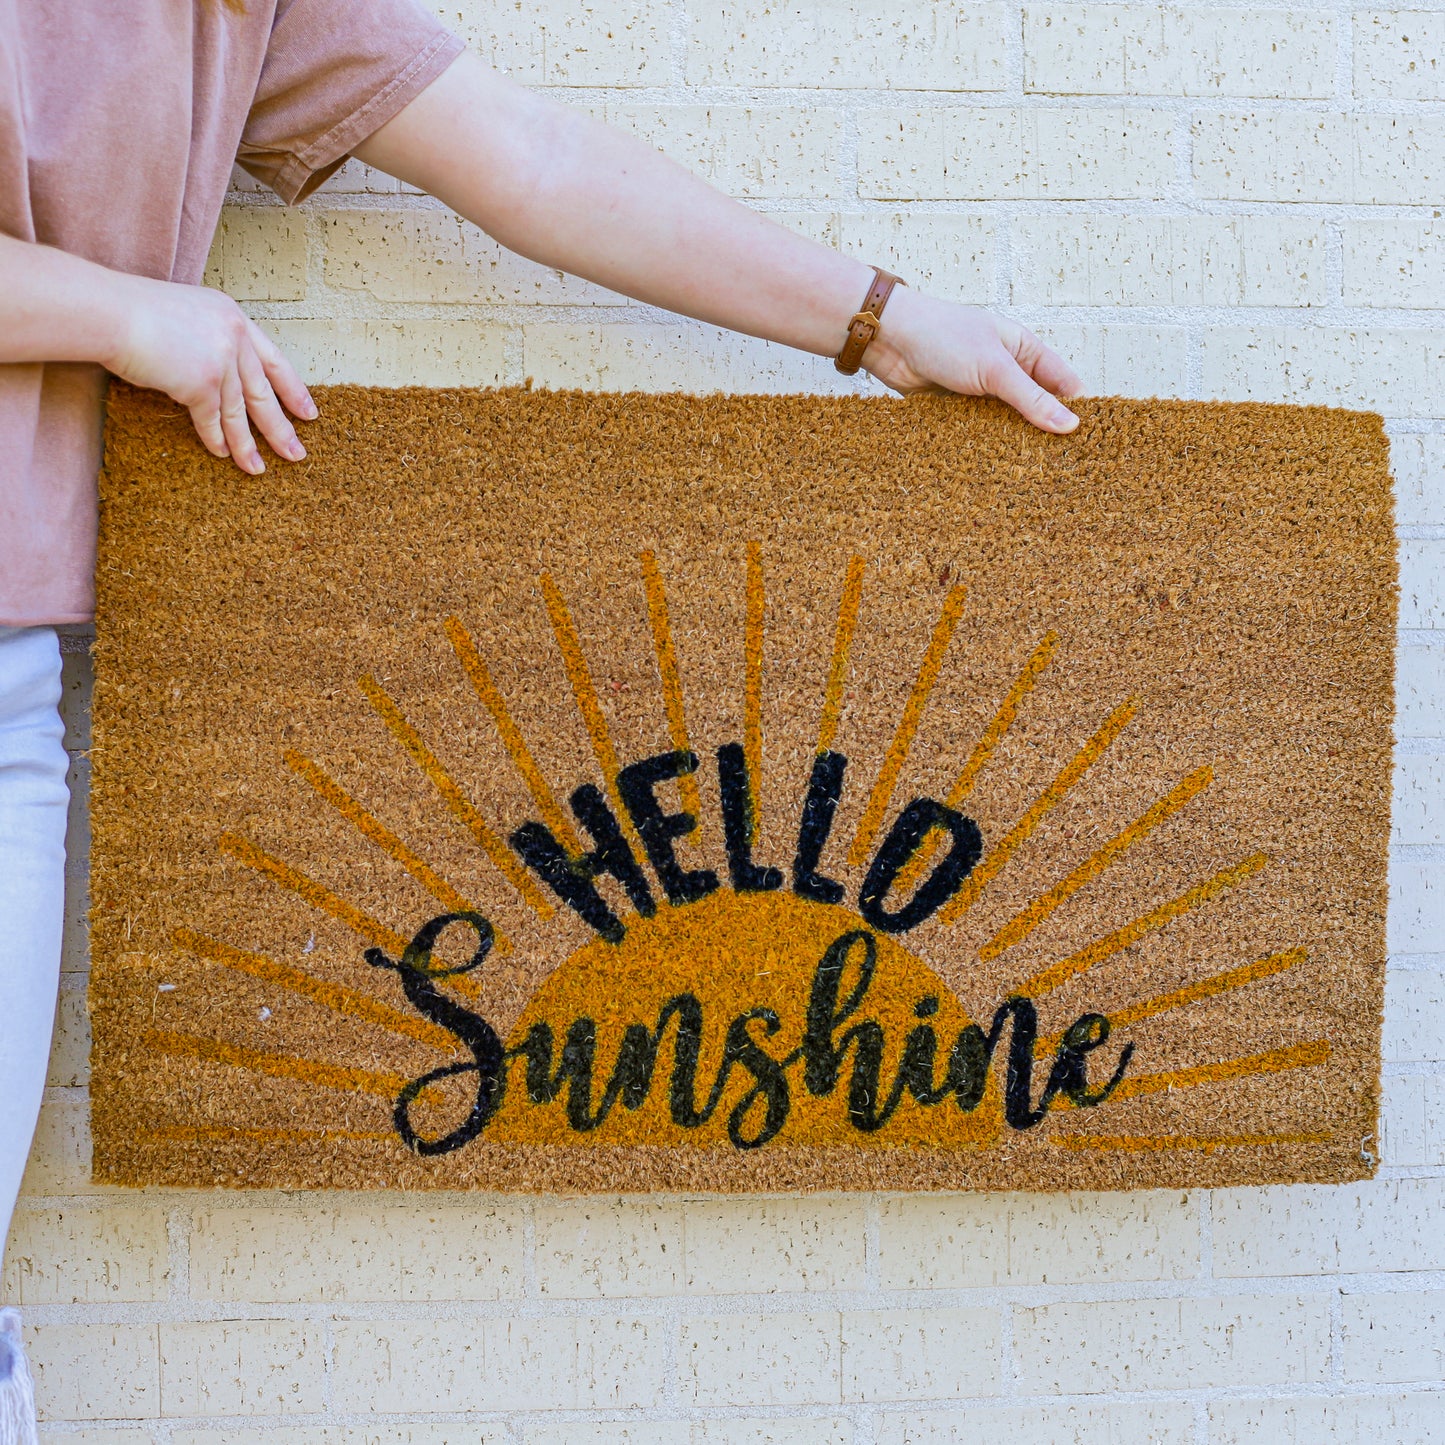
[90,383,1396,1192]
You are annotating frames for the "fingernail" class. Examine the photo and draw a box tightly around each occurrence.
[1052,403,1079,430]
[251,454,266,474]
[301,397,319,420]
[289,440,307,461]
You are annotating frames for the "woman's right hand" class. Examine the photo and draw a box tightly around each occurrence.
[101,273,316,474]
[0,235,318,474]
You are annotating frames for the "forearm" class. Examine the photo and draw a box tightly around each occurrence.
[354,53,879,360]
[0,234,132,367]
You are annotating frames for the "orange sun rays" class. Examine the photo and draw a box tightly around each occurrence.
[176,545,1309,1157]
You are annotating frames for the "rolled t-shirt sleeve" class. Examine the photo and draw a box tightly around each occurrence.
[237,0,465,204]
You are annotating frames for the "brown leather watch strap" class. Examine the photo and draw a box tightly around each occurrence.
[834,266,905,375]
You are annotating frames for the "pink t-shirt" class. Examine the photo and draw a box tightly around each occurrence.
[0,0,465,626]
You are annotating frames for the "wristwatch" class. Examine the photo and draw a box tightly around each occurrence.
[834,266,906,375]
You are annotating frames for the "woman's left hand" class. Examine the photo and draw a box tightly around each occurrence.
[862,285,1083,434]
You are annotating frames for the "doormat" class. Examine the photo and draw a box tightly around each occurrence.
[89,383,1396,1192]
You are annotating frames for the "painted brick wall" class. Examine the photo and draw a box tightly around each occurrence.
[8,0,1444,1438]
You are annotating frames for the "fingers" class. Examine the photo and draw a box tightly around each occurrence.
[987,350,1079,434]
[187,323,315,474]
[219,365,265,474]
[247,320,318,423]
[1011,327,1083,401]
[188,394,230,461]
[238,342,306,463]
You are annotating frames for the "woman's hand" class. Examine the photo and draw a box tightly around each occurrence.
[861,286,1082,434]
[101,275,316,474]
[0,235,317,473]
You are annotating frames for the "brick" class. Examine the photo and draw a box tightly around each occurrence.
[172,1430,478,1445]
[266,319,509,387]
[522,1427,675,1445]
[774,212,994,303]
[535,1199,683,1297]
[690,1423,852,1445]
[188,1203,524,1301]
[65,753,90,866]
[27,1323,160,1421]
[593,104,845,199]
[1015,215,1326,307]
[203,208,307,302]
[688,1,1007,89]
[1013,1294,1330,1391]
[39,1432,150,1445]
[1391,435,1445,528]
[321,211,624,306]
[46,976,90,1087]
[1211,1392,1445,1443]
[1192,112,1445,204]
[1402,542,1445,628]
[1354,11,1445,100]
[59,648,92,751]
[1385,969,1445,1063]
[1390,855,1445,952]
[858,107,1176,199]
[1212,1179,1445,1275]
[444,0,671,86]
[842,1307,1000,1401]
[1344,220,1445,309]
[876,1400,1197,1445]
[1343,1290,1445,1382]
[1201,327,1445,417]
[159,1321,325,1417]
[304,158,399,196]
[2,1206,168,1304]
[678,1311,841,1406]
[878,1191,1197,1288]
[524,324,859,395]
[1024,6,1334,97]
[1381,1072,1445,1165]
[62,876,90,973]
[1394,755,1445,844]
[1399,646,1445,736]
[526,1427,850,1445]
[1031,324,1190,399]
[684,1197,866,1293]
[331,1317,665,1412]
[20,1089,93,1196]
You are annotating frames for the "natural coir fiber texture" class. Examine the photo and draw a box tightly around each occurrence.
[89,383,1396,1193]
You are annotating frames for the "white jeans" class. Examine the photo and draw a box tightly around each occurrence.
[0,627,68,1276]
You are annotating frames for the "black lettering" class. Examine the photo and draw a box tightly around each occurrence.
[799,928,900,1131]
[1045,1013,1134,1107]
[717,742,783,892]
[858,797,984,933]
[944,1021,991,1111]
[365,912,505,1156]
[510,783,655,943]
[793,750,847,905]
[720,1008,791,1149]
[509,995,709,1130]
[887,995,949,1108]
[617,750,720,906]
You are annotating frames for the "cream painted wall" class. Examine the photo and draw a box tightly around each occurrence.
[9,1,1445,1439]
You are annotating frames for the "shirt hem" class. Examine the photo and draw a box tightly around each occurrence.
[271,30,467,205]
[0,613,95,628]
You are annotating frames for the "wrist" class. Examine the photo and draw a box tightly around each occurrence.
[856,277,921,378]
[90,267,145,374]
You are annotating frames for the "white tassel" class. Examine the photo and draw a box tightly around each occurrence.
[0,1309,38,1445]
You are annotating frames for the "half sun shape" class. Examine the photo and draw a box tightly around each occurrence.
[147,545,1332,1165]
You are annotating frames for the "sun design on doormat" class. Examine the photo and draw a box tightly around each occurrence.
[147,544,1333,1162]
